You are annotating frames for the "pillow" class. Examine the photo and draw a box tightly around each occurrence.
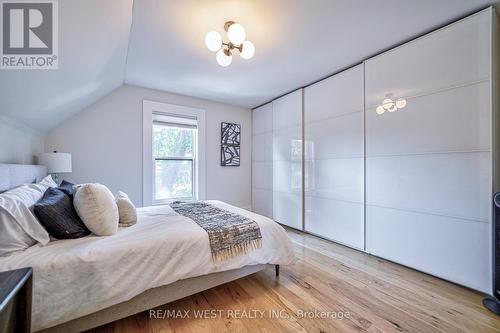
[74,183,119,236]
[0,208,40,256]
[115,191,137,227]
[38,175,58,189]
[0,186,52,256]
[58,180,75,199]
[5,175,57,210]
[34,187,90,239]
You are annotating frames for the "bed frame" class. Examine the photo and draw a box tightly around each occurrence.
[39,264,276,333]
[0,164,279,333]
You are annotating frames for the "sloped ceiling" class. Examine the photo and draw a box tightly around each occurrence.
[0,0,133,132]
[0,0,496,132]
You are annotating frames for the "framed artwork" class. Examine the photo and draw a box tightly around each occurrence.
[221,145,240,166]
[221,122,241,145]
[221,122,241,166]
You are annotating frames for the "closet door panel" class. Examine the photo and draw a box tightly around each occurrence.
[305,68,363,122]
[366,82,490,156]
[306,197,364,250]
[273,90,303,229]
[367,153,490,221]
[273,192,302,230]
[304,65,364,248]
[365,9,492,292]
[252,189,273,218]
[366,205,490,292]
[252,103,273,134]
[273,160,301,194]
[273,91,303,130]
[306,112,364,159]
[252,162,273,191]
[273,127,301,163]
[252,103,273,218]
[365,11,490,108]
[306,158,364,203]
[252,132,273,162]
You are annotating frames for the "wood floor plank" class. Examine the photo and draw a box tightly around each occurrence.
[90,229,500,333]
[290,239,500,332]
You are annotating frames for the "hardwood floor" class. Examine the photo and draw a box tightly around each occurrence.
[90,228,500,332]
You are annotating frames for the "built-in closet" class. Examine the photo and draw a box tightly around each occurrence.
[251,6,498,293]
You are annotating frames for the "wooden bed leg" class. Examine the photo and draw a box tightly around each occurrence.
[275,265,280,277]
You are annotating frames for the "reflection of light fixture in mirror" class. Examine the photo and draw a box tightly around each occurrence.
[395,98,407,109]
[376,97,407,115]
[205,21,255,66]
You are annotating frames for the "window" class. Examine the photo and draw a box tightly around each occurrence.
[152,115,197,203]
[143,100,206,206]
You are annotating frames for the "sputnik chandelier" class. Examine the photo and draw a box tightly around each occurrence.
[376,97,407,115]
[205,21,255,67]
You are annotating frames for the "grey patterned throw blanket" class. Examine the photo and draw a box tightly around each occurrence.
[170,201,262,262]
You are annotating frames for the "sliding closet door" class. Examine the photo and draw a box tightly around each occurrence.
[304,65,364,249]
[365,9,492,292]
[252,103,273,218]
[273,90,303,229]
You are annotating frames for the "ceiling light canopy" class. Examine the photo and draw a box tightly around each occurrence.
[205,21,255,66]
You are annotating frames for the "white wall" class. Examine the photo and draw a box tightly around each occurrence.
[45,85,252,208]
[0,116,45,164]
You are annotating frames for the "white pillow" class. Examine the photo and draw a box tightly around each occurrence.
[115,191,137,227]
[0,176,56,256]
[74,183,119,236]
[5,175,57,209]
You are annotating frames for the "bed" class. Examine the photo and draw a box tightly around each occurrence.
[0,164,295,332]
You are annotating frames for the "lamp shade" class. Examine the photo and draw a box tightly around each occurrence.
[38,152,72,174]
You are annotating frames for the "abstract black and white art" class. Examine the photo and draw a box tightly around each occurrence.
[221,122,241,145]
[221,145,240,166]
[221,122,241,166]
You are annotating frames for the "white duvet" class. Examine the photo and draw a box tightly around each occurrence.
[0,201,295,331]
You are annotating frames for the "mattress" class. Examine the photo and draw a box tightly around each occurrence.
[0,200,295,331]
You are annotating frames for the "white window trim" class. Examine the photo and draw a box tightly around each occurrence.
[143,100,206,206]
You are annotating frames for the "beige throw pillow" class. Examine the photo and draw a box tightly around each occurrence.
[74,183,119,236]
[115,191,137,227]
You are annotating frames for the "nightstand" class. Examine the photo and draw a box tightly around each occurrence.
[0,267,32,333]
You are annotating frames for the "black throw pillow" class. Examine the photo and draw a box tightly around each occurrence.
[58,180,75,199]
[34,187,90,239]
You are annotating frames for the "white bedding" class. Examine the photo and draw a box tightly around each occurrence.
[0,201,295,331]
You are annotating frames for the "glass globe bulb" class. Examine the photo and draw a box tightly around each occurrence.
[227,23,246,45]
[376,105,385,115]
[240,41,255,59]
[216,49,232,67]
[395,98,407,109]
[382,98,394,110]
[205,31,222,52]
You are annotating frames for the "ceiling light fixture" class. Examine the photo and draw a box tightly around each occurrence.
[205,21,255,67]
[376,97,407,115]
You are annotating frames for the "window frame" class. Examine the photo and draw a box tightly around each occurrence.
[143,100,206,206]
[152,122,197,204]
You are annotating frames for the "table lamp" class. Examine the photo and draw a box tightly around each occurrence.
[38,151,72,183]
